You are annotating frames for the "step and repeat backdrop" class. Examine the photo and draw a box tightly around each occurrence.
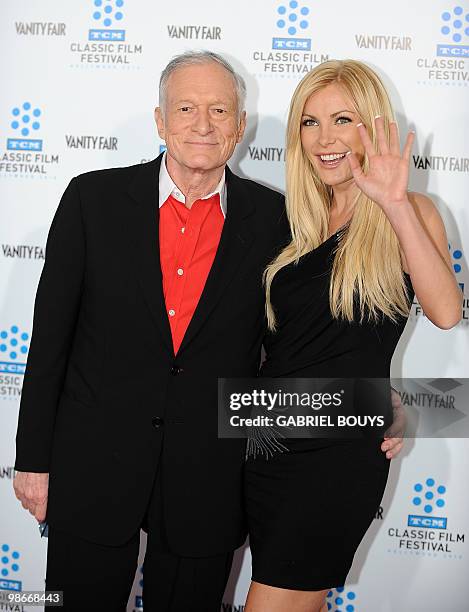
[1,1,468,610]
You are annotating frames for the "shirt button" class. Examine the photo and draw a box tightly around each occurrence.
[170,365,183,376]
[177,268,184,276]
[181,227,185,234]
[152,416,164,429]
[168,309,175,317]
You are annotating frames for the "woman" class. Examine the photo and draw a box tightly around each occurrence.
[244,60,462,612]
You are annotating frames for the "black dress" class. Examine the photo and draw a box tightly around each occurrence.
[245,228,413,591]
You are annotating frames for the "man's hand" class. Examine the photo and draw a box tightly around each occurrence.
[13,471,49,522]
[381,388,406,459]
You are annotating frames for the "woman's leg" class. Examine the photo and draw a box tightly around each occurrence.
[245,581,329,612]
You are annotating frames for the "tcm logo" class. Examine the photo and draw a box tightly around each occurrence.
[7,102,42,151]
[272,1,311,50]
[0,325,29,375]
[89,0,125,41]
[437,5,469,57]
[326,586,356,611]
[408,477,448,530]
[0,544,21,592]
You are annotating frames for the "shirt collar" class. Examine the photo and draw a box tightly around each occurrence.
[158,152,227,217]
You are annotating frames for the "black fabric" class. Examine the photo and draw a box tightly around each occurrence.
[45,469,234,611]
[246,230,413,589]
[15,153,289,554]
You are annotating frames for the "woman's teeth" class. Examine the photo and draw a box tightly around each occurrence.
[320,153,347,161]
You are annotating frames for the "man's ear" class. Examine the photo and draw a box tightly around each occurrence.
[237,110,247,143]
[154,107,165,140]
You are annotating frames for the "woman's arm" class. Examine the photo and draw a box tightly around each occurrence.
[347,117,462,329]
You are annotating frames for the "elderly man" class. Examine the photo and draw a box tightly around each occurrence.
[13,51,403,611]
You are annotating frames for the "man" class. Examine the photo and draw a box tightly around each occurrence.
[13,51,403,611]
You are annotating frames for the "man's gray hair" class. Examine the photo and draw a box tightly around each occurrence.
[159,50,246,117]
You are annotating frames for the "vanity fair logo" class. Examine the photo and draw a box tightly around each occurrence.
[413,154,469,173]
[252,1,329,76]
[0,102,59,179]
[166,25,222,40]
[65,135,118,151]
[2,244,44,260]
[15,22,66,36]
[69,0,143,68]
[248,145,285,161]
[416,6,469,85]
[354,34,412,51]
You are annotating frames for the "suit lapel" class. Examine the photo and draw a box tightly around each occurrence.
[177,167,255,355]
[126,154,174,354]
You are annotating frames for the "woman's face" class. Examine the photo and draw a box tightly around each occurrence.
[300,83,365,188]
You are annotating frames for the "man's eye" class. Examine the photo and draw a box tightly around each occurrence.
[180,107,191,112]
[213,108,226,114]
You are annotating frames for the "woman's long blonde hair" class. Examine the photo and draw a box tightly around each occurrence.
[265,59,410,330]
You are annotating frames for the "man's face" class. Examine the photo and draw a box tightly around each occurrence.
[155,62,246,173]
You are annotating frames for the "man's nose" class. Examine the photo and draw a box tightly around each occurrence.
[192,108,213,135]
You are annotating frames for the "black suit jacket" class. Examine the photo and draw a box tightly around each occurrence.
[15,154,288,555]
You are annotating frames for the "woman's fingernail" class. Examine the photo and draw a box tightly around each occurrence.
[356,122,363,128]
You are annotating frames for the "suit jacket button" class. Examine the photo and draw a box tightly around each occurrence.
[170,365,183,375]
[152,416,164,428]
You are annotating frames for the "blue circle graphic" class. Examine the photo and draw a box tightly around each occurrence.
[93,11,101,19]
[1,569,8,577]
[442,11,451,20]
[426,478,435,487]
[116,0,124,6]
[10,351,17,359]
[290,0,298,7]
[95,0,103,5]
[104,17,112,26]
[336,597,344,605]
[437,485,446,493]
[453,250,462,259]
[0,332,6,339]
[424,504,432,513]
[327,591,333,598]
[1,556,8,564]
[327,604,332,611]
[300,20,308,28]
[289,13,297,21]
[336,587,344,592]
[288,26,296,35]
[442,26,450,34]
[346,606,355,612]
[436,499,445,508]
[453,33,462,41]
[454,19,462,28]
[115,12,123,19]
[21,346,28,354]
[23,102,31,110]
[11,564,19,572]
[301,6,309,14]
[413,496,421,505]
[12,552,19,559]
[454,264,461,273]
[1,545,8,552]
[414,483,423,492]
[278,5,287,14]
[277,19,286,27]
[0,345,6,352]
[11,326,18,333]
[11,121,19,129]
[11,339,18,347]
[33,108,41,117]
[21,332,29,340]
[425,491,433,499]
[454,6,463,16]
[22,115,30,123]
[348,592,356,599]
[12,107,20,116]
[32,122,40,130]
[21,128,29,136]
[104,4,112,13]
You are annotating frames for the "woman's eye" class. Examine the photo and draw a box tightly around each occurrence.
[336,116,352,124]
[302,119,317,127]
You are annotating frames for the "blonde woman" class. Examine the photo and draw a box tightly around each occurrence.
[244,60,462,612]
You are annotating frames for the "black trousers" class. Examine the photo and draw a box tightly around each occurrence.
[45,467,234,611]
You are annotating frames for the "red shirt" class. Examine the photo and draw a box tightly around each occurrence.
[159,193,225,354]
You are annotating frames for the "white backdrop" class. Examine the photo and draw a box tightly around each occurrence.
[0,1,468,610]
